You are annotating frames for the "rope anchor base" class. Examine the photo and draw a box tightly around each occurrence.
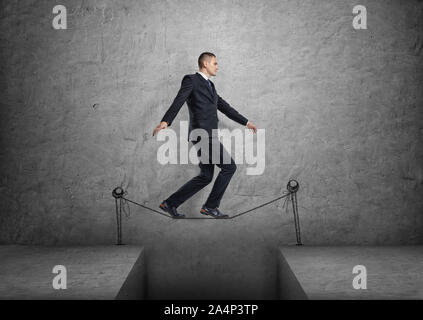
[112,180,302,246]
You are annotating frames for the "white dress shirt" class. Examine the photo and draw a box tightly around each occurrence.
[198,71,209,81]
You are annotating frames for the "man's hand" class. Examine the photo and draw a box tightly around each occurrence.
[152,121,168,136]
[246,121,257,134]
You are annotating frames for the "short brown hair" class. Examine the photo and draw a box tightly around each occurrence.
[198,52,216,69]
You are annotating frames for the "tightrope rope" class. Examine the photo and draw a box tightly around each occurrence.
[120,192,291,220]
[230,192,291,218]
[112,179,303,244]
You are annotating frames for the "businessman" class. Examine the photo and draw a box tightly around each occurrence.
[153,52,257,218]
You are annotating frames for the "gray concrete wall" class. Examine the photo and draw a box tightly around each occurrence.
[0,0,422,250]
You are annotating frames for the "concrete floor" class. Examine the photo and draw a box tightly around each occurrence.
[1,245,422,299]
[0,245,145,299]
[279,246,423,300]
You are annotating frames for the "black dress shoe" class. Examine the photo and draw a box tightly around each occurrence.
[159,200,185,218]
[200,206,229,218]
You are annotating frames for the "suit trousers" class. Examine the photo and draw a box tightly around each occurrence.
[165,136,237,209]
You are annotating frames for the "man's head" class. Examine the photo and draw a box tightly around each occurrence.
[198,52,218,77]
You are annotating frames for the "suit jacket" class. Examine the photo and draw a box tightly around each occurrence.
[161,72,248,141]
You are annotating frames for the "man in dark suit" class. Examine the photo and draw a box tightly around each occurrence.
[153,52,257,218]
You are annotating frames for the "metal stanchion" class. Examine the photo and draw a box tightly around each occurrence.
[287,180,302,245]
[112,187,124,245]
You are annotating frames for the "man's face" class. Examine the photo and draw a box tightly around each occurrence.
[205,56,218,76]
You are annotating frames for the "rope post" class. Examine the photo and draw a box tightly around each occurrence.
[287,180,303,245]
[112,187,125,245]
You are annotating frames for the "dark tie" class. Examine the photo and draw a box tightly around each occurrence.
[207,79,212,88]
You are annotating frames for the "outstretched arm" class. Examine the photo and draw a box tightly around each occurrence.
[217,95,257,133]
[153,75,193,136]
[162,75,193,126]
